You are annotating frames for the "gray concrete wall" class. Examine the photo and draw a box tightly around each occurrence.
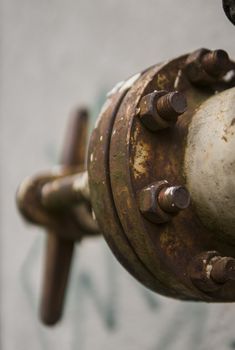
[1,0,235,349]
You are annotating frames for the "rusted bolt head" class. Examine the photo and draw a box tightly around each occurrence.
[158,186,190,213]
[189,252,235,293]
[138,181,189,224]
[210,256,235,284]
[138,90,187,131]
[189,251,222,293]
[185,48,232,85]
[202,49,231,77]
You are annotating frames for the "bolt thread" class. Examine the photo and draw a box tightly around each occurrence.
[158,185,190,213]
[156,92,187,122]
[211,257,235,284]
[202,49,231,77]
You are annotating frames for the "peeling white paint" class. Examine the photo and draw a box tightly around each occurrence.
[174,69,183,89]
[107,80,124,97]
[120,72,141,92]
[206,263,213,279]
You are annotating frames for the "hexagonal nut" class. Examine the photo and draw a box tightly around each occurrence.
[138,180,172,224]
[138,91,174,131]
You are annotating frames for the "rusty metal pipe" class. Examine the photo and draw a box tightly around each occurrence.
[17,49,235,325]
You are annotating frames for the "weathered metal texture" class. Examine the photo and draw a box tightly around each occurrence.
[185,49,232,86]
[138,90,187,131]
[41,172,90,210]
[138,180,173,224]
[40,109,90,325]
[210,256,235,283]
[106,51,235,301]
[17,109,96,240]
[185,87,235,244]
[189,251,226,293]
[17,167,86,240]
[17,108,98,325]
[189,252,235,299]
[18,47,235,326]
[88,74,172,295]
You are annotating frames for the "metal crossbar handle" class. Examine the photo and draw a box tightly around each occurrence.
[41,172,90,209]
[17,108,99,325]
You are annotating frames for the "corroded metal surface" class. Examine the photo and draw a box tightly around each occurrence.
[109,56,202,299]
[17,167,87,240]
[107,51,235,301]
[17,108,98,325]
[40,109,89,325]
[18,48,235,326]
[88,75,170,294]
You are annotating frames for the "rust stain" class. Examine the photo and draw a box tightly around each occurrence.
[156,73,169,90]
[223,119,235,141]
[132,140,151,180]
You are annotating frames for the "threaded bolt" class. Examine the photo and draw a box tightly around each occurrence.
[189,251,235,293]
[185,48,232,85]
[210,256,235,284]
[201,49,231,77]
[157,186,190,213]
[138,90,187,131]
[156,92,187,122]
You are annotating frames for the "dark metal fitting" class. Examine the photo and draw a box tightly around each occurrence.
[210,256,235,284]
[157,185,190,214]
[189,251,222,292]
[138,90,187,131]
[16,108,99,326]
[185,48,232,85]
[138,181,189,224]
[16,170,63,228]
[189,251,235,293]
[156,92,187,121]
[202,49,231,77]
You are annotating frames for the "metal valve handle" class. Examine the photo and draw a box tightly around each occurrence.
[17,108,99,325]
[40,108,88,325]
